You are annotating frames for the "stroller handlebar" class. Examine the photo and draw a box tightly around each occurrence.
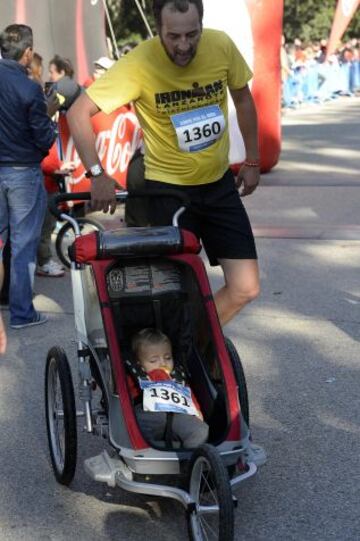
[48,189,191,220]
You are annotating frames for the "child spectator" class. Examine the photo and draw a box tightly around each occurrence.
[128,328,209,449]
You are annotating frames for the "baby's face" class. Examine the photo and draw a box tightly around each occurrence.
[138,342,174,374]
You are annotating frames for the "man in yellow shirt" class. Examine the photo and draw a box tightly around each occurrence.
[67,0,260,327]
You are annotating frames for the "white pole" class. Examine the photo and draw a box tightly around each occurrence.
[101,0,121,59]
[133,0,154,38]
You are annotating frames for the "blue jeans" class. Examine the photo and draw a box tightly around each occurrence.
[0,166,46,325]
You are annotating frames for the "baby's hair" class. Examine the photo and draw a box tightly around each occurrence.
[132,328,171,360]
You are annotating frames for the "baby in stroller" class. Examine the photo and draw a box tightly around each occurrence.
[127,328,209,449]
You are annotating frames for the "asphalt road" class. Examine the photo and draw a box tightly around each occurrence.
[1,97,359,540]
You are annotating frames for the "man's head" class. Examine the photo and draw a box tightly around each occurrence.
[153,0,203,67]
[132,328,174,374]
[49,55,74,82]
[0,24,33,67]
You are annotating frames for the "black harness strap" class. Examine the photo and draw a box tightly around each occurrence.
[164,412,174,448]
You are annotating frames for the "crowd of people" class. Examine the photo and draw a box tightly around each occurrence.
[281,36,360,109]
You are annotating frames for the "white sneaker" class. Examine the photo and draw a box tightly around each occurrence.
[36,259,65,277]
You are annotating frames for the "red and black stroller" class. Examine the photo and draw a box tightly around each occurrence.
[45,191,260,541]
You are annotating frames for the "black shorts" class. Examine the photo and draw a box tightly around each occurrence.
[144,169,257,266]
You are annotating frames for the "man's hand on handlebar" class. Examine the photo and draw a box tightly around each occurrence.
[90,173,118,214]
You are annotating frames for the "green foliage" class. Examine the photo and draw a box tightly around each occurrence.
[106,0,155,45]
[106,1,359,47]
[283,0,360,43]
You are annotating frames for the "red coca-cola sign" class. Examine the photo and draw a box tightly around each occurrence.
[58,104,143,191]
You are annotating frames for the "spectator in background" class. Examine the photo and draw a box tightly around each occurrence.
[83,56,115,88]
[49,54,74,81]
[0,24,57,329]
[28,52,65,277]
[36,146,75,277]
[30,51,43,83]
[48,54,82,110]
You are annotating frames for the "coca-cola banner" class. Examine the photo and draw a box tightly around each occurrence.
[59,106,142,191]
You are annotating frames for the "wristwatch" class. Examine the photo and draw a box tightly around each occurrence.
[85,164,104,178]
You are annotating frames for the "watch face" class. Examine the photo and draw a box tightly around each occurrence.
[91,164,103,176]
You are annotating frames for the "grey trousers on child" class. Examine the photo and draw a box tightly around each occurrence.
[135,405,209,448]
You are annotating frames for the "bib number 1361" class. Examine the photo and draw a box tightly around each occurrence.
[140,380,199,416]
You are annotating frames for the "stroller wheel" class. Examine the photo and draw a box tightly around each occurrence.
[187,444,234,541]
[45,347,77,485]
[225,337,250,428]
[55,217,104,269]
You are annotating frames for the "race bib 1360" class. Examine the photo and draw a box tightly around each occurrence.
[171,104,225,153]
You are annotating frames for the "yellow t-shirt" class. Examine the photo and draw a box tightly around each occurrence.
[87,29,252,185]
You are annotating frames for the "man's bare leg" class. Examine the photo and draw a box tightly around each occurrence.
[0,261,7,355]
[214,258,260,326]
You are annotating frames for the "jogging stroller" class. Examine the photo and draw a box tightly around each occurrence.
[45,191,259,541]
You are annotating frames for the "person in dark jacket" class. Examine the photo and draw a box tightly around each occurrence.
[0,24,57,329]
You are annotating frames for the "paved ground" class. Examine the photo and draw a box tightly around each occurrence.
[1,96,359,540]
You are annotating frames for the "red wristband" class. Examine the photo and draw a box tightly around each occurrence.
[244,160,260,167]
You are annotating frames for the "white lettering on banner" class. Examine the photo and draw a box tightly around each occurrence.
[342,0,358,17]
[63,111,142,184]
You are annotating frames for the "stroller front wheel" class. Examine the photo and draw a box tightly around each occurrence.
[45,347,77,485]
[187,444,234,541]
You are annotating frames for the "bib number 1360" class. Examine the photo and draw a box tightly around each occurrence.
[171,104,225,153]
[183,121,221,144]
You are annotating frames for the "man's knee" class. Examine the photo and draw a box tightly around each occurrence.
[221,258,260,306]
[238,281,260,304]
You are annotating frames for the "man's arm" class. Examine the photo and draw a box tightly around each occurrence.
[67,93,117,213]
[229,85,260,196]
[0,260,7,355]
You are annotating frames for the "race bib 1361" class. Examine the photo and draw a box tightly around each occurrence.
[140,380,199,416]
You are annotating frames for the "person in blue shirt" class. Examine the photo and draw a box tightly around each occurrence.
[0,24,57,329]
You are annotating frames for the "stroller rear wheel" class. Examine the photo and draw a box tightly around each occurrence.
[187,444,234,541]
[45,347,77,485]
[225,337,249,427]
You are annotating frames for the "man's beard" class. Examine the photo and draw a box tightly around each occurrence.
[160,37,197,67]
